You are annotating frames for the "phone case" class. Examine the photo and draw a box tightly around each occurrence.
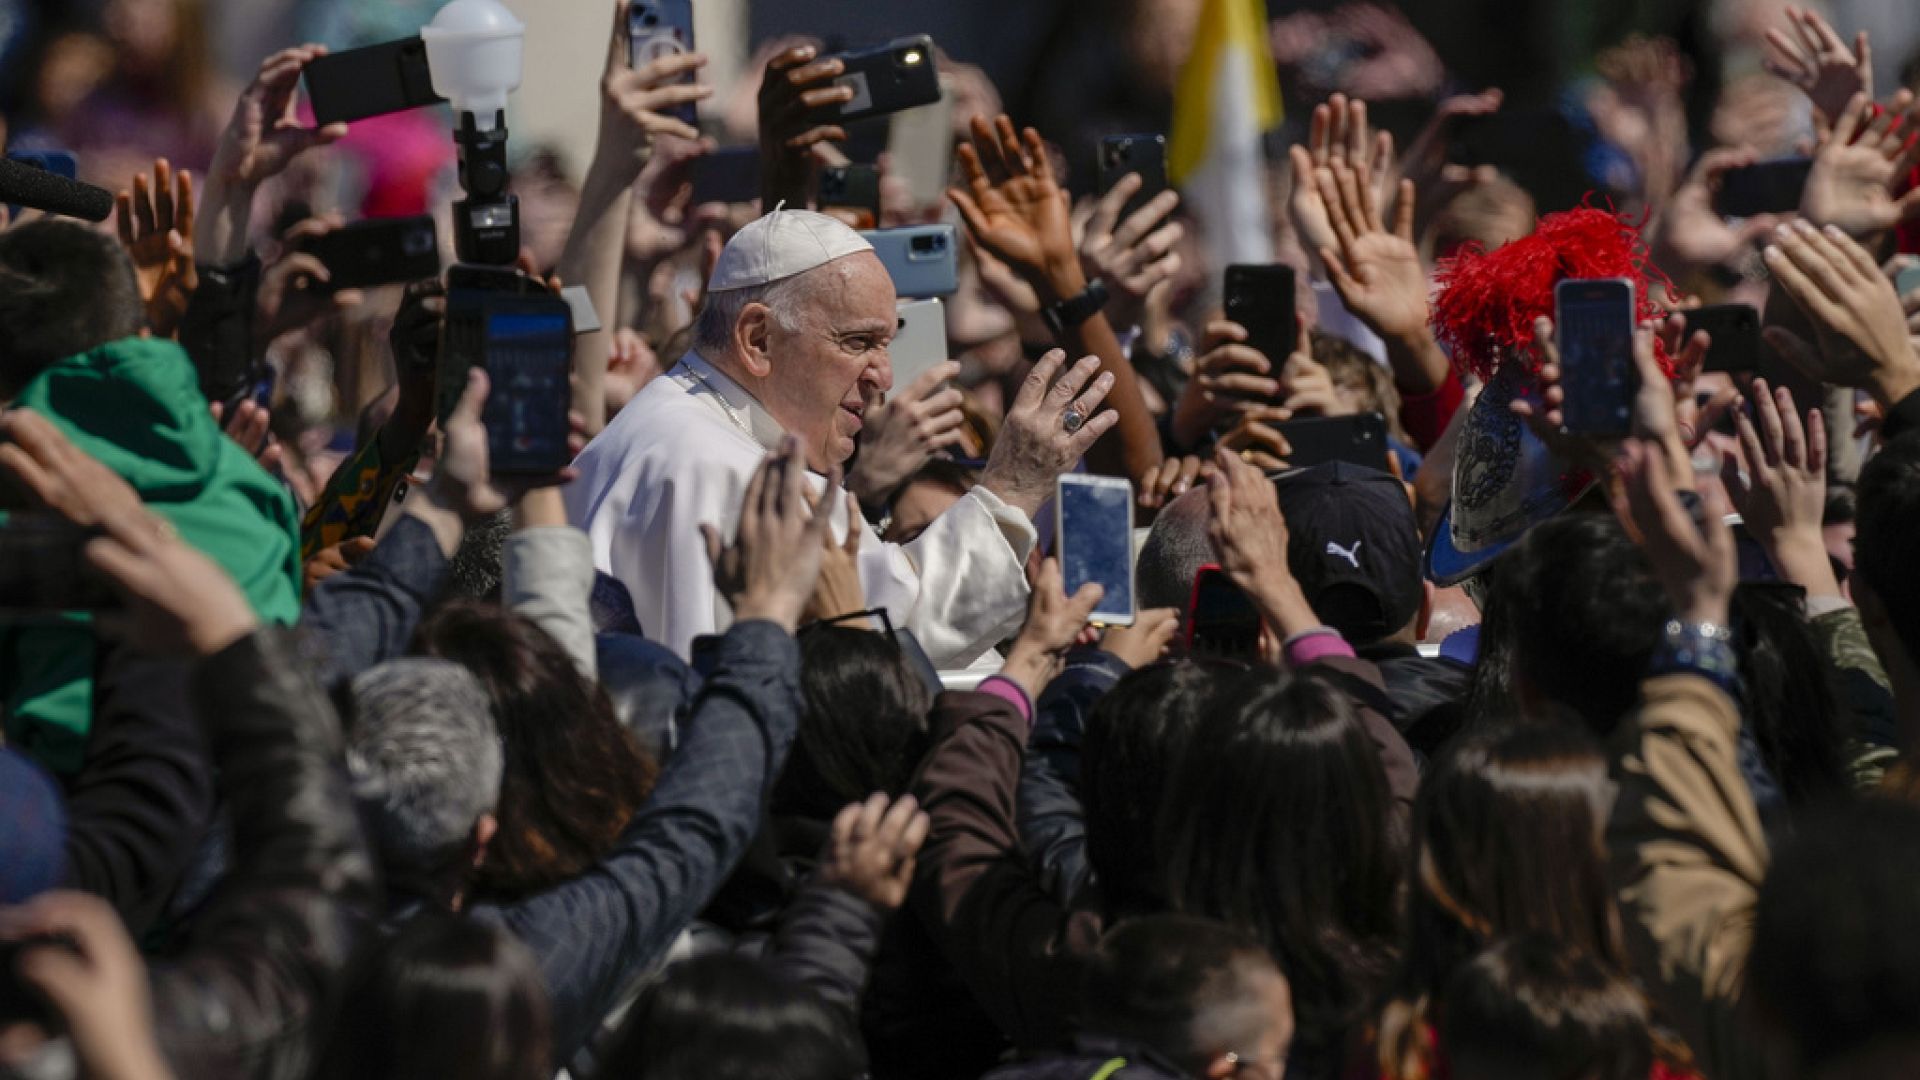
[820,164,882,216]
[886,80,955,208]
[890,298,949,392]
[477,295,574,474]
[304,215,440,291]
[830,35,941,124]
[1555,278,1638,436]
[1055,474,1136,626]
[1686,304,1761,375]
[862,225,958,298]
[1184,564,1262,657]
[690,148,761,205]
[1713,158,1813,217]
[1099,135,1168,221]
[1274,413,1391,472]
[303,37,444,126]
[628,0,696,124]
[1223,264,1297,368]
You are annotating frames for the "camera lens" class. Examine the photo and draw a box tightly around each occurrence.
[900,48,925,66]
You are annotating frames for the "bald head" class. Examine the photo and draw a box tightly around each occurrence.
[1138,486,1217,612]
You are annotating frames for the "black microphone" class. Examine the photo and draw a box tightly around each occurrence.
[0,158,114,222]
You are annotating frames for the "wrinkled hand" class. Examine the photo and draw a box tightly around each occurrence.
[847,360,965,507]
[1288,93,1397,268]
[1721,379,1838,595]
[1137,455,1209,514]
[209,45,347,188]
[1207,446,1318,638]
[1078,174,1183,332]
[115,159,197,337]
[1100,606,1180,668]
[980,350,1119,517]
[804,492,868,624]
[702,436,840,632]
[1169,320,1286,449]
[1651,148,1779,272]
[1614,438,1736,627]
[1800,91,1920,238]
[1763,5,1873,125]
[209,399,283,473]
[1763,220,1920,407]
[0,892,172,1080]
[1001,556,1105,696]
[821,793,929,911]
[758,44,853,203]
[1317,158,1427,343]
[303,536,376,592]
[950,115,1079,298]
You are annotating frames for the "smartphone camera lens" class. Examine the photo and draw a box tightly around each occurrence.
[898,47,925,68]
[910,233,945,255]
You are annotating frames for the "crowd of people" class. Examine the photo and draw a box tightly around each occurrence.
[3,0,1920,1077]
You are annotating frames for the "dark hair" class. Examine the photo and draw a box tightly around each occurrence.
[1856,432,1920,669]
[596,954,865,1079]
[1729,584,1850,808]
[1157,669,1401,1076]
[1466,514,1667,736]
[1380,727,1643,1078]
[1081,661,1221,915]
[1310,330,1408,443]
[775,626,932,821]
[1082,915,1289,1077]
[0,219,143,393]
[415,600,657,898]
[319,915,551,1080]
[1750,797,1920,1072]
[1440,935,1653,1080]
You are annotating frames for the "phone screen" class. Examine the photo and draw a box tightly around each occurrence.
[1555,279,1637,436]
[1713,158,1813,218]
[1186,567,1261,659]
[482,307,573,474]
[1057,476,1135,625]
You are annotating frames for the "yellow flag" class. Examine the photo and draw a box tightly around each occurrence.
[1168,0,1283,267]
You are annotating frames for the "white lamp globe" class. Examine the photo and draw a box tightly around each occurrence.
[420,0,525,131]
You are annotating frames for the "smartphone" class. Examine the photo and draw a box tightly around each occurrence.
[1099,135,1168,222]
[1714,157,1813,218]
[0,516,117,614]
[1895,263,1920,301]
[826,35,941,125]
[890,298,949,392]
[1554,278,1638,437]
[1733,521,1780,583]
[1684,303,1761,375]
[1055,474,1136,626]
[862,225,957,298]
[1223,264,1297,369]
[819,163,881,228]
[1184,564,1262,659]
[690,146,762,205]
[478,295,574,474]
[301,215,440,291]
[627,0,697,125]
[886,78,954,209]
[303,36,444,126]
[1275,413,1392,472]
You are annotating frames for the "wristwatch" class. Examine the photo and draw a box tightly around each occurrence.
[1040,278,1109,338]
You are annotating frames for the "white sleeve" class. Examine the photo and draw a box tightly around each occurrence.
[606,463,747,661]
[857,486,1036,669]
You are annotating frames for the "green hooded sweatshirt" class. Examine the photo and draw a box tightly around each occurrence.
[1,337,301,773]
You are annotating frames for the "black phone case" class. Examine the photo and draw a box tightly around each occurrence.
[690,148,762,205]
[303,37,444,126]
[1099,135,1168,222]
[1223,264,1297,371]
[1713,158,1813,217]
[1686,304,1762,374]
[829,35,941,125]
[1556,282,1638,437]
[304,215,441,291]
[1275,413,1391,472]
[819,164,881,215]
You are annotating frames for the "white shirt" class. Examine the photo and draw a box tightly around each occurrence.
[566,351,1036,667]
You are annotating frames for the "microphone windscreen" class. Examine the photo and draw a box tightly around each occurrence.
[0,158,114,222]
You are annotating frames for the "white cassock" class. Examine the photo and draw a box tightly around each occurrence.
[566,351,1036,668]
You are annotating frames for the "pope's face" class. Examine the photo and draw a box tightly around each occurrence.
[762,252,897,470]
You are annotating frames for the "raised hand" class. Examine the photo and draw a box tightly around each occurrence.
[1396,88,1503,223]
[1099,605,1181,668]
[949,115,1079,299]
[1649,148,1780,273]
[1763,5,1873,125]
[208,398,282,472]
[303,535,377,592]
[428,369,583,524]
[1207,446,1320,640]
[201,45,347,266]
[256,218,366,345]
[821,793,930,911]
[846,360,966,508]
[1218,407,1296,472]
[1614,438,1736,628]
[1317,159,1428,344]
[1077,175,1183,332]
[804,492,868,625]
[1800,91,1920,239]
[1000,556,1105,696]
[114,158,197,337]
[0,891,172,1080]
[702,436,840,632]
[1763,220,1920,407]
[758,43,854,206]
[979,350,1120,517]
[596,1,710,169]
[1168,320,1285,450]
[1719,378,1839,596]
[1288,93,1397,268]
[1137,455,1209,514]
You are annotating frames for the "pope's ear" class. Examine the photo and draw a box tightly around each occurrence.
[734,303,776,379]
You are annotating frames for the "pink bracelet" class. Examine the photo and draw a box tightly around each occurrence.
[1282,627,1354,667]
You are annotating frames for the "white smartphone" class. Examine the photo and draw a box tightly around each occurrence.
[886,74,955,210]
[891,297,948,394]
[1055,473,1136,626]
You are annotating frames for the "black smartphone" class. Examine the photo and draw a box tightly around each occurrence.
[1184,564,1261,659]
[627,0,697,125]
[819,163,881,227]
[302,215,440,291]
[1554,278,1638,437]
[1099,134,1168,222]
[1055,474,1136,627]
[1685,303,1762,375]
[825,35,941,125]
[303,36,444,126]
[1275,413,1392,472]
[1714,157,1813,217]
[690,146,762,205]
[478,295,574,475]
[0,516,117,614]
[1223,264,1297,370]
